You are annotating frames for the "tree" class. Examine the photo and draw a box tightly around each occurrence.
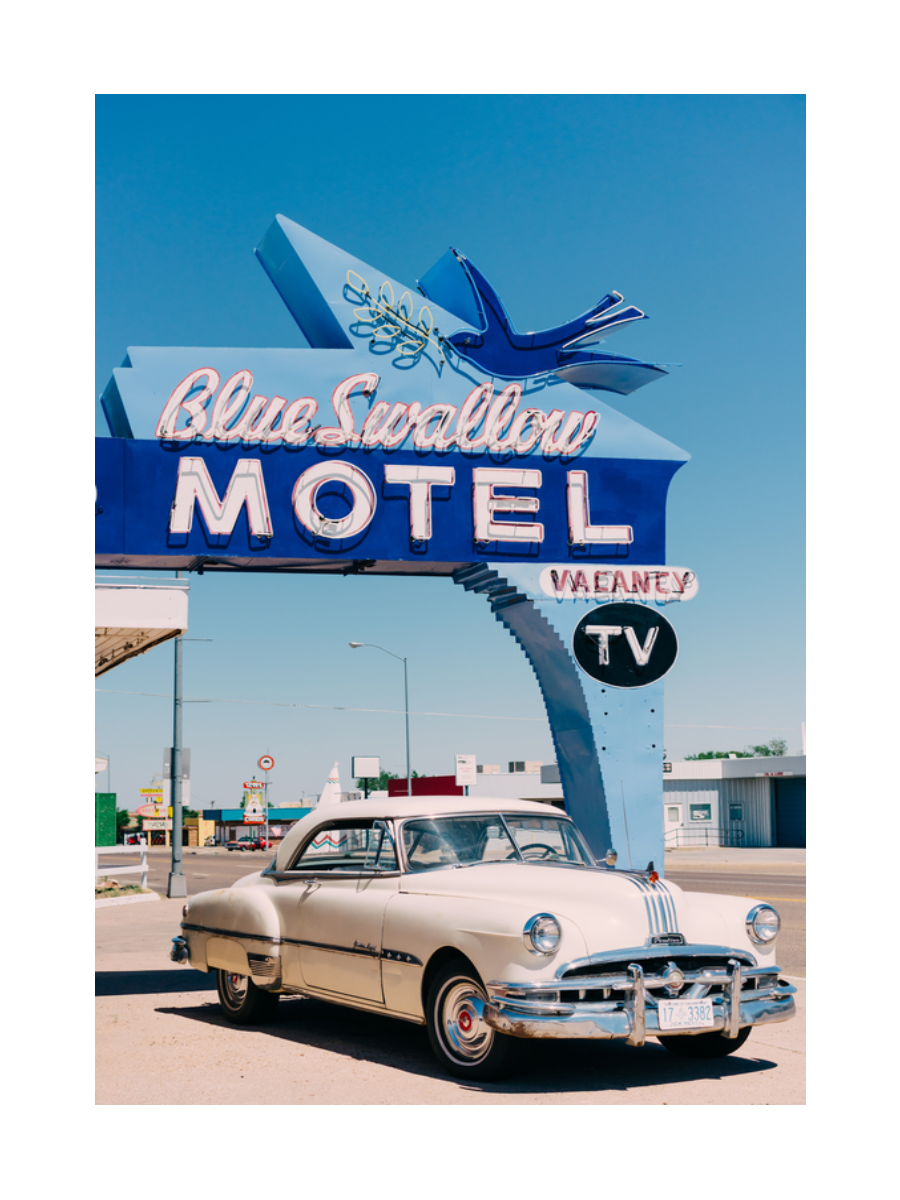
[115,808,133,843]
[355,769,420,791]
[745,738,788,757]
[684,738,788,761]
[684,750,752,761]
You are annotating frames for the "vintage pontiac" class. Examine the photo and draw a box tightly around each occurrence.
[171,796,796,1080]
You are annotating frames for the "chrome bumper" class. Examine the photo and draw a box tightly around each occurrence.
[485,959,796,1046]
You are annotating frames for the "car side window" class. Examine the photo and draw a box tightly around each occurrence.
[364,820,398,872]
[288,820,397,872]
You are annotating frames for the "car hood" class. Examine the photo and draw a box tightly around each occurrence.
[399,862,688,950]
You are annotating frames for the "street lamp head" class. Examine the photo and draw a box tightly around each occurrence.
[349,642,365,649]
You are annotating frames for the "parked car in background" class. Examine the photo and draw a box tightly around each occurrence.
[172,796,796,1081]
[225,835,271,851]
[225,836,253,852]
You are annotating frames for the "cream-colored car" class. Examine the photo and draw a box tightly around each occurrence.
[171,796,796,1080]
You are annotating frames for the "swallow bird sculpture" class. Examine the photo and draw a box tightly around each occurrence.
[417,248,668,396]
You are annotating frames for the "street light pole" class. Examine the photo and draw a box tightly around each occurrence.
[349,642,411,796]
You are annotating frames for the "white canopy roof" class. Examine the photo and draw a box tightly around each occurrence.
[95,576,189,676]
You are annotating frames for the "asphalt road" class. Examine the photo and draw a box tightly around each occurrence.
[101,848,805,977]
[99,848,269,897]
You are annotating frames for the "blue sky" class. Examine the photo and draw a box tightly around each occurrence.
[95,95,805,810]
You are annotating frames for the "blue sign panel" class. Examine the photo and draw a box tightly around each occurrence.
[95,436,683,571]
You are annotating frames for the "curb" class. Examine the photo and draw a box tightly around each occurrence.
[95,892,162,909]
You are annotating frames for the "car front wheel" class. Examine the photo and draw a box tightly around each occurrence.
[426,959,524,1082]
[657,1026,751,1058]
[216,970,279,1026]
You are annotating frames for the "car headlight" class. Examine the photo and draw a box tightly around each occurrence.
[746,903,781,945]
[523,913,562,955]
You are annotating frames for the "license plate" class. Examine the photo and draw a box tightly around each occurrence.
[657,998,716,1031]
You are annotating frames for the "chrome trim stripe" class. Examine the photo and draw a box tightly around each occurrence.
[182,922,282,945]
[184,922,420,965]
[623,875,680,936]
[279,936,422,965]
[657,881,680,932]
[280,936,380,959]
[631,876,664,935]
[265,870,402,881]
[382,949,424,966]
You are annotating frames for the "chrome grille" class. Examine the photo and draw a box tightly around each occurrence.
[247,953,279,979]
[560,955,758,1003]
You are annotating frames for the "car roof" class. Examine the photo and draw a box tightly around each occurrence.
[274,795,569,870]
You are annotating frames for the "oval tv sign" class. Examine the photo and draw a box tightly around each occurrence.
[572,603,678,688]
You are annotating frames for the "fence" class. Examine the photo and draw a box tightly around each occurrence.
[664,828,745,849]
[95,844,149,891]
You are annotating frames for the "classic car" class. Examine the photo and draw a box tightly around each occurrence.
[171,796,796,1081]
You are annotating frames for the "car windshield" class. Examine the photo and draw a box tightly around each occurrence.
[400,813,595,872]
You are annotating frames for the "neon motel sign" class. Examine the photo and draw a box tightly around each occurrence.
[96,215,695,864]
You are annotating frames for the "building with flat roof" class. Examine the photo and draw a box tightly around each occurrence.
[662,756,806,848]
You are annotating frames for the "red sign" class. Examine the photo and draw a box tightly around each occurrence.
[258,755,275,771]
[243,781,265,790]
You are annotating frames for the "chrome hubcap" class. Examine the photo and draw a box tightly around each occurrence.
[222,972,249,1008]
[441,980,491,1063]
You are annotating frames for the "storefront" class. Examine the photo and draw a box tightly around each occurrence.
[663,756,806,848]
[203,808,313,844]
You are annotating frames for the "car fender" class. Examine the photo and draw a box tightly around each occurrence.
[673,888,782,967]
[381,892,589,1018]
[182,879,282,978]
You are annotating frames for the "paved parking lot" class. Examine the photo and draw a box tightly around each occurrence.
[96,869,805,1105]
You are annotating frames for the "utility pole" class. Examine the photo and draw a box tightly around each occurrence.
[167,570,187,899]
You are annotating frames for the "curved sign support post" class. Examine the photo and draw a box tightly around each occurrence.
[96,215,694,868]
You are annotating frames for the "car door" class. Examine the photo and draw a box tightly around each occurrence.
[275,819,399,1003]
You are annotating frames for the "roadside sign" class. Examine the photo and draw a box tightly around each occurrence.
[259,755,275,771]
[352,756,381,778]
[244,797,265,824]
[143,818,172,831]
[244,781,264,790]
[455,754,477,787]
[136,803,164,818]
